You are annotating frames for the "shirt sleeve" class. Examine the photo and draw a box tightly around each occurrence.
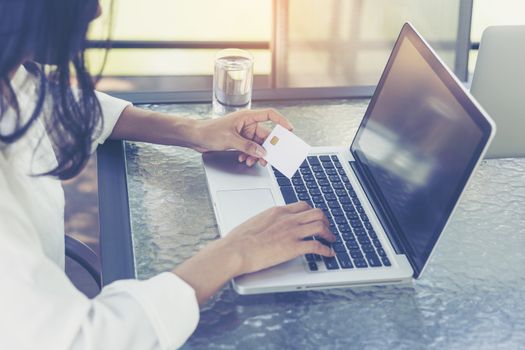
[0,164,200,350]
[93,91,132,146]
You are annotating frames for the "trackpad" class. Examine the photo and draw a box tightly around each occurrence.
[216,189,276,236]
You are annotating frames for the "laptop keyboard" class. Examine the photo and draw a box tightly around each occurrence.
[273,155,391,271]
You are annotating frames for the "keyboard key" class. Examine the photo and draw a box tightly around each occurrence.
[360,213,369,222]
[273,168,286,177]
[327,200,340,209]
[321,186,333,194]
[365,222,373,230]
[305,254,315,262]
[339,197,352,204]
[312,165,323,173]
[350,220,363,228]
[332,182,344,189]
[300,167,312,176]
[292,177,304,186]
[331,155,339,162]
[367,256,382,267]
[325,168,338,176]
[376,248,387,257]
[324,193,337,201]
[298,193,310,201]
[332,243,346,253]
[295,185,307,193]
[312,196,324,204]
[337,254,354,269]
[331,208,344,217]
[335,189,347,197]
[372,239,382,248]
[337,168,346,175]
[341,233,354,241]
[280,186,298,204]
[368,229,377,239]
[328,175,340,182]
[349,249,363,259]
[360,243,374,252]
[346,212,359,220]
[308,187,321,196]
[356,205,365,213]
[300,160,309,168]
[357,236,370,245]
[315,202,328,211]
[314,172,327,180]
[341,175,350,183]
[318,179,329,186]
[382,257,391,266]
[303,174,315,182]
[323,162,334,169]
[353,198,361,206]
[306,181,318,189]
[323,257,340,270]
[345,182,354,191]
[354,259,368,268]
[339,225,352,234]
[345,240,359,249]
[308,156,320,165]
[334,161,343,169]
[352,227,367,237]
[319,155,331,162]
[342,204,355,213]
[277,177,291,186]
[308,262,319,271]
[334,216,348,225]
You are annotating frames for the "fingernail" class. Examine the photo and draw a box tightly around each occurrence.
[256,146,266,157]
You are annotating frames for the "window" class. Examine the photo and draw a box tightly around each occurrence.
[88,1,524,96]
[469,0,525,76]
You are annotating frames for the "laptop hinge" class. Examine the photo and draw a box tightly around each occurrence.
[349,160,405,256]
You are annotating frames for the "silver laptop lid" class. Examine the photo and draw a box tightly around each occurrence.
[350,23,495,278]
[470,25,525,159]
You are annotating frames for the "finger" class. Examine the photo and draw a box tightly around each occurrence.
[293,208,329,225]
[257,158,268,166]
[282,201,311,214]
[238,153,248,163]
[294,221,335,242]
[230,135,266,158]
[299,240,335,257]
[251,109,293,131]
[254,126,271,142]
[246,156,258,167]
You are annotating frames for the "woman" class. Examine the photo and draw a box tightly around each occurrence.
[0,1,335,349]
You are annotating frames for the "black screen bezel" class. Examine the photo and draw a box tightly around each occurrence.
[350,23,494,277]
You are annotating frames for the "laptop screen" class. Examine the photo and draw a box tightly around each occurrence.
[351,24,493,277]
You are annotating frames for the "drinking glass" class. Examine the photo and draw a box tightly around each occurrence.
[212,48,253,117]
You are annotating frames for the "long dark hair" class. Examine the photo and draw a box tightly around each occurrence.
[0,0,104,180]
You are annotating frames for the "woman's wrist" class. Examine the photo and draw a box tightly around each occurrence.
[172,238,244,304]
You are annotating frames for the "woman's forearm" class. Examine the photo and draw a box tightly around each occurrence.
[173,239,242,305]
[109,105,200,148]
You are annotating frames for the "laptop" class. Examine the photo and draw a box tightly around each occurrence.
[203,23,495,295]
[470,25,525,158]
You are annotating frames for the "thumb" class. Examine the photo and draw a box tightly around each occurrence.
[232,135,266,158]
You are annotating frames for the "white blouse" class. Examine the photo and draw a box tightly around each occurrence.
[0,66,199,349]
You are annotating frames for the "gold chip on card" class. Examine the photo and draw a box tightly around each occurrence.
[270,136,280,145]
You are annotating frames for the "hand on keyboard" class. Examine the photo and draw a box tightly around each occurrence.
[223,201,336,275]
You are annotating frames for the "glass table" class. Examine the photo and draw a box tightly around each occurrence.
[98,99,525,349]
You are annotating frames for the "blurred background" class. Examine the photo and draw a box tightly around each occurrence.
[64,0,525,294]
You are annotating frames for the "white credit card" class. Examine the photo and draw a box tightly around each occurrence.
[262,124,311,179]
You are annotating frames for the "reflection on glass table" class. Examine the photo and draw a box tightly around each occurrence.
[122,99,525,349]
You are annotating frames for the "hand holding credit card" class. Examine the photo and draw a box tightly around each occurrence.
[262,125,311,178]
